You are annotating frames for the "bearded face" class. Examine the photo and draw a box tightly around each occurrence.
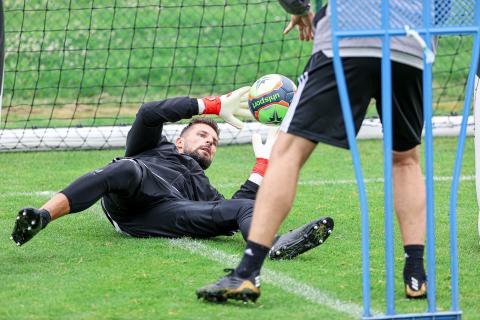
[184,148,213,170]
[175,123,219,170]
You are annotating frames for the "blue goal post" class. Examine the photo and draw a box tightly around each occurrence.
[0,0,4,124]
[329,0,480,319]
[476,64,480,241]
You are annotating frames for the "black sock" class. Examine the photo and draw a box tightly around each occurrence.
[235,240,270,279]
[403,245,426,281]
[39,209,52,229]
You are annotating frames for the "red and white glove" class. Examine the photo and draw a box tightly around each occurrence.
[249,127,279,185]
[198,86,252,129]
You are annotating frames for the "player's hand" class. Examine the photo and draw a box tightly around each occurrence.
[250,127,279,179]
[201,86,252,129]
[283,11,314,41]
[219,86,253,129]
[252,126,279,160]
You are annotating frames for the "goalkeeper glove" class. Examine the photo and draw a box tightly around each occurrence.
[249,126,279,185]
[199,86,252,129]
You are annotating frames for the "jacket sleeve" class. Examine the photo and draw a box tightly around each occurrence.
[210,186,226,201]
[231,180,259,201]
[125,97,199,157]
[278,0,311,15]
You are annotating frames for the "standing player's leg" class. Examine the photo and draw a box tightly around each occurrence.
[195,134,315,302]
[11,159,142,246]
[384,61,426,299]
[393,147,427,299]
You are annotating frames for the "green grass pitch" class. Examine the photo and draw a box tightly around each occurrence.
[0,137,478,319]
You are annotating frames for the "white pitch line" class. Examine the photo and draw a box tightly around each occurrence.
[1,175,475,198]
[295,175,475,186]
[215,175,475,189]
[170,238,379,319]
[1,191,56,197]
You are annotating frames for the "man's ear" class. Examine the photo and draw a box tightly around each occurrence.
[176,137,185,152]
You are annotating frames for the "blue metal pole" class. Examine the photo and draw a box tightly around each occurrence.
[449,31,480,311]
[422,0,436,313]
[330,1,371,317]
[380,0,395,316]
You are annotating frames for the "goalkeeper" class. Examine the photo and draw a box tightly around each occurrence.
[10,87,333,261]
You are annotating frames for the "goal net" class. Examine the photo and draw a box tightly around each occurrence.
[0,0,475,151]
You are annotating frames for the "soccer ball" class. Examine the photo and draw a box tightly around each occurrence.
[248,74,297,125]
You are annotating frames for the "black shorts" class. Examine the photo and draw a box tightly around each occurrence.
[280,52,423,152]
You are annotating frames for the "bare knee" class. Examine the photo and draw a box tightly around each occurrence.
[393,146,420,168]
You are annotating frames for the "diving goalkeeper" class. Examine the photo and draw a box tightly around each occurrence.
[10,87,333,261]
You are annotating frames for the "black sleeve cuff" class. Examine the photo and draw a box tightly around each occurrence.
[278,0,311,15]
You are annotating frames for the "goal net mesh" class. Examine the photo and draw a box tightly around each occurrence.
[0,0,473,150]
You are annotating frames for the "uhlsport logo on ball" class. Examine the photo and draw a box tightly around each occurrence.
[248,74,297,125]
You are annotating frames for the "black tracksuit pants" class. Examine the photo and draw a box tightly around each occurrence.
[61,159,254,239]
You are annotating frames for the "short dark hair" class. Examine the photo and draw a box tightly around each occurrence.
[180,117,220,137]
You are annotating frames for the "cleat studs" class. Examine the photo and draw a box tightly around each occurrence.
[275,250,281,256]
[10,236,13,240]
[322,219,327,224]
[16,242,21,246]
[23,211,27,216]
[16,216,20,220]
[31,220,36,225]
[303,233,308,238]
[327,229,332,234]
[313,225,319,230]
[319,239,324,244]
[27,226,32,231]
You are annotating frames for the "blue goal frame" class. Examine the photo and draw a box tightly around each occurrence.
[329,0,480,319]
